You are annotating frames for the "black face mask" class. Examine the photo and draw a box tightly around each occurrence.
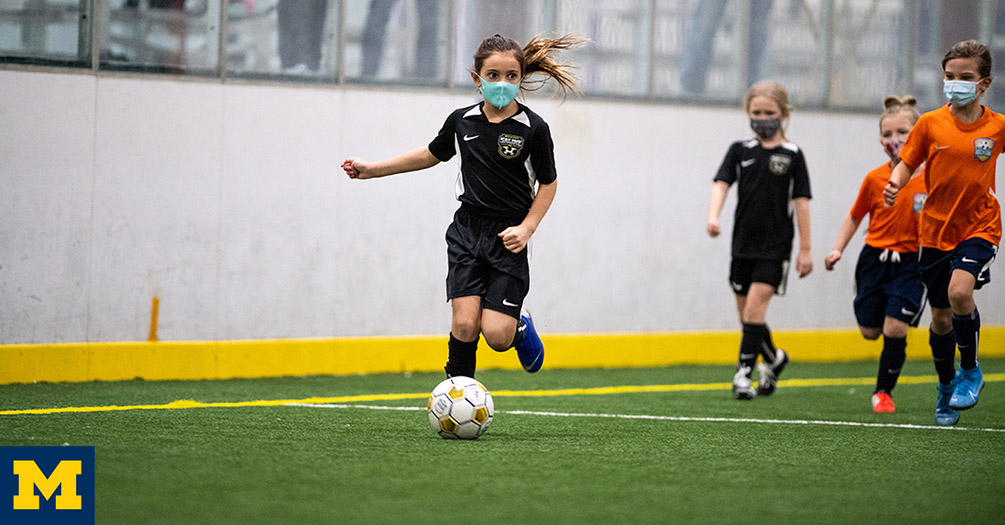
[750,118,782,139]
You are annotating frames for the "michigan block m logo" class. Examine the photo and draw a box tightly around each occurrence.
[2,446,94,525]
[13,459,82,509]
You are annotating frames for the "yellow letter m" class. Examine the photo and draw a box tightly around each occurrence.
[12,460,83,510]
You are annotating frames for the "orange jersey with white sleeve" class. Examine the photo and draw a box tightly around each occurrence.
[898,104,1003,250]
[850,163,926,253]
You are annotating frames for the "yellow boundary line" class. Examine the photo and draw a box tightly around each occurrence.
[3,373,1004,417]
[2,328,1004,385]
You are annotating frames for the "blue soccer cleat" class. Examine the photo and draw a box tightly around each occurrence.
[935,378,960,426]
[950,362,985,410]
[514,311,544,373]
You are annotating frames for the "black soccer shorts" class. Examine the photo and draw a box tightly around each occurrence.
[445,207,529,319]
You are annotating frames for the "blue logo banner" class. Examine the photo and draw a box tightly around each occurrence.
[1,446,95,525]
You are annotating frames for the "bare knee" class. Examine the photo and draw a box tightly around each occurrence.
[882,317,908,339]
[859,327,882,340]
[947,285,975,314]
[930,308,953,334]
[452,316,481,342]
[480,326,512,351]
[480,310,519,351]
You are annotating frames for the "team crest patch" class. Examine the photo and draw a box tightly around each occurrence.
[768,154,791,175]
[498,134,525,158]
[974,138,995,162]
[912,192,927,214]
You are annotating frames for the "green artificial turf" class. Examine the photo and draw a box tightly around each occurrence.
[2,359,1003,523]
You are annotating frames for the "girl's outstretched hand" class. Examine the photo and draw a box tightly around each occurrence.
[342,158,370,179]
[498,225,532,253]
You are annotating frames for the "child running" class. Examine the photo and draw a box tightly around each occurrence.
[824,95,927,414]
[342,33,583,378]
[707,80,813,400]
[884,40,1001,425]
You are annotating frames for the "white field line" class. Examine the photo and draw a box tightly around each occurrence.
[287,403,1005,433]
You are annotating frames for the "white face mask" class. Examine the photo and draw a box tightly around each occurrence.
[943,79,981,106]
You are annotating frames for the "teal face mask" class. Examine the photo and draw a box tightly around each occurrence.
[943,79,980,106]
[477,74,520,109]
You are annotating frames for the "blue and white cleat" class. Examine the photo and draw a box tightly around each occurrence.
[514,310,544,373]
[950,362,985,410]
[935,379,960,426]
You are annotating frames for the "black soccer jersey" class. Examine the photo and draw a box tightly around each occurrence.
[428,101,557,221]
[713,139,812,260]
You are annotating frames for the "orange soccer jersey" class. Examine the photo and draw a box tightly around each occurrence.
[898,104,1003,251]
[850,163,926,253]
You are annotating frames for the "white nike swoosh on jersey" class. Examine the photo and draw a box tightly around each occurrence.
[935,145,950,150]
[463,134,479,141]
[502,299,519,307]
[901,307,915,316]
[741,159,756,167]
[961,257,979,264]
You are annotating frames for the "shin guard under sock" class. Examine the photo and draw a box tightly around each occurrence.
[739,324,763,370]
[953,309,980,370]
[929,329,958,385]
[445,333,478,378]
[876,335,906,393]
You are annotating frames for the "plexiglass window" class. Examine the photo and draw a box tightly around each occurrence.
[0,0,90,66]
[555,0,653,97]
[340,0,449,85]
[7,0,1005,111]
[227,0,337,80]
[99,0,220,74]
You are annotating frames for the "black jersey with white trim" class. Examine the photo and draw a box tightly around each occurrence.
[428,101,557,222]
[713,139,812,260]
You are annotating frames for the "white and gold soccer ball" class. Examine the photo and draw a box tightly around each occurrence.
[427,376,494,439]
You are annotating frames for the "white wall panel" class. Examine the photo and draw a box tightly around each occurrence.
[88,77,224,341]
[0,71,96,343]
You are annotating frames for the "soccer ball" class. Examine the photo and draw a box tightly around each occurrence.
[427,376,494,439]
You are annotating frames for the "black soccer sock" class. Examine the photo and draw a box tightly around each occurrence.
[953,309,980,370]
[759,323,778,363]
[876,335,907,393]
[509,318,527,349]
[445,333,478,378]
[929,329,958,385]
[738,324,762,370]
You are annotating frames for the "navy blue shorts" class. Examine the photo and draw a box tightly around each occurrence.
[853,245,925,328]
[445,207,529,319]
[920,238,997,309]
[729,258,789,296]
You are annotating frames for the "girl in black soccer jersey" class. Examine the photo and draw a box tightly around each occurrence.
[707,80,813,400]
[342,34,582,378]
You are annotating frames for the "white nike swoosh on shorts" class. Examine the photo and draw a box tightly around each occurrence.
[961,257,979,264]
[502,299,519,307]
